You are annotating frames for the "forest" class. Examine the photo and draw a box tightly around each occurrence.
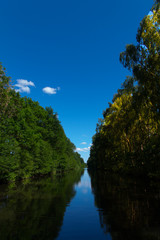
[87,1,160,177]
[0,64,85,182]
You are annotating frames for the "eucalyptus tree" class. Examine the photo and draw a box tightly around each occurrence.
[88,1,160,176]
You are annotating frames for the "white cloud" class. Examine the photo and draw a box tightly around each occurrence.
[15,79,35,93]
[17,79,35,87]
[15,86,30,93]
[42,86,60,95]
[76,147,90,152]
[81,142,87,145]
[42,87,56,94]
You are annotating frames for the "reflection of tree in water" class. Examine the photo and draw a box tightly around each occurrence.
[89,169,160,240]
[0,169,84,240]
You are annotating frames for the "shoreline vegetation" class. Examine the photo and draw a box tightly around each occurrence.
[0,64,85,182]
[88,1,160,179]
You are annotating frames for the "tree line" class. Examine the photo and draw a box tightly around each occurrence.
[0,64,85,181]
[88,1,160,177]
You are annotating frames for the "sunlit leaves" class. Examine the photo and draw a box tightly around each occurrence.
[88,2,160,176]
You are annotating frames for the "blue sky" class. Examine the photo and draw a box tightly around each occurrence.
[0,0,153,162]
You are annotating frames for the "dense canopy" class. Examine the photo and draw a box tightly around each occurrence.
[88,1,160,177]
[0,64,85,181]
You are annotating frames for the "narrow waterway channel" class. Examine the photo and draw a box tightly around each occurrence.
[56,169,110,240]
[0,168,160,240]
[0,168,108,240]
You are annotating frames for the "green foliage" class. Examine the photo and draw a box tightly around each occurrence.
[0,64,85,182]
[88,2,160,177]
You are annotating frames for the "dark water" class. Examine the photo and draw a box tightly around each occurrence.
[0,169,160,240]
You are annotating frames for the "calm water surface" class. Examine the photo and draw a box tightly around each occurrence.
[56,169,110,240]
[0,168,160,240]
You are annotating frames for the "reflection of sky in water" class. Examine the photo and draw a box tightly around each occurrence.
[76,171,91,194]
[56,169,111,240]
[77,180,91,189]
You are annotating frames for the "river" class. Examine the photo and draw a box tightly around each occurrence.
[0,168,160,239]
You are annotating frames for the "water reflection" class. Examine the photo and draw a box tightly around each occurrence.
[89,170,160,240]
[56,169,107,240]
[0,170,84,240]
[2,168,159,240]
